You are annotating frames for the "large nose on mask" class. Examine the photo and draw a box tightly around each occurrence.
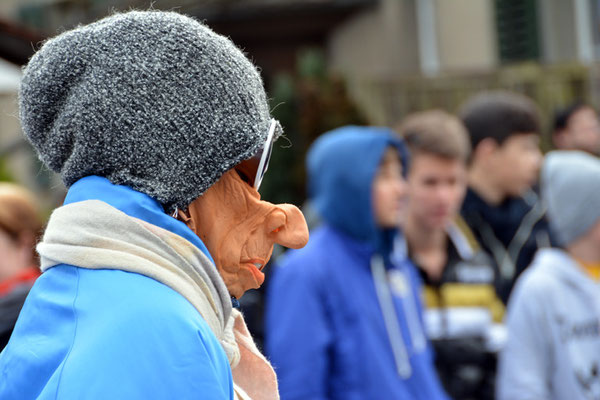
[265,203,309,249]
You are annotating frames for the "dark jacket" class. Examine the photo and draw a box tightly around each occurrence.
[460,188,553,303]
[0,267,39,351]
[0,286,31,351]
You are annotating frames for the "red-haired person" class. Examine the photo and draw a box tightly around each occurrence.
[0,183,43,350]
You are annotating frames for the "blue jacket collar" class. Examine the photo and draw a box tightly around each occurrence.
[63,176,215,265]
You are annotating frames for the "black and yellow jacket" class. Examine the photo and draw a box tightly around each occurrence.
[410,217,505,400]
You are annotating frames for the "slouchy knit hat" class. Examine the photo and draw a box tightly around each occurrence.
[541,150,600,246]
[19,10,280,212]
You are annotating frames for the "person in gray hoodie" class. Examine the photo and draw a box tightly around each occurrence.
[497,150,600,400]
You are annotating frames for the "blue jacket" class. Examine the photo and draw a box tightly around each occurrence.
[265,127,448,400]
[0,176,233,399]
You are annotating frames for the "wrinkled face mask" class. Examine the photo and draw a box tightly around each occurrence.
[177,169,308,299]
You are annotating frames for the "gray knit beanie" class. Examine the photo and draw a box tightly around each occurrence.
[19,10,281,212]
[541,150,600,246]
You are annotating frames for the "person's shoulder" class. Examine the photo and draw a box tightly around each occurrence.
[511,248,564,299]
[73,269,231,391]
[77,267,215,336]
[270,225,358,293]
[276,226,343,270]
[64,267,226,370]
[450,216,487,255]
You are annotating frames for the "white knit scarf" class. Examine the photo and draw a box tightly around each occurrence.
[37,200,278,400]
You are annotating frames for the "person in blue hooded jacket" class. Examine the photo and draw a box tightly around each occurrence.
[0,11,309,400]
[265,126,449,400]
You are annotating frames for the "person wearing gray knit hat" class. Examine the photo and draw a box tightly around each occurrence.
[497,150,600,400]
[20,10,279,213]
[541,150,600,246]
[0,10,308,400]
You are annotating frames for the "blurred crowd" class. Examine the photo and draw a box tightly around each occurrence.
[1,9,600,400]
[257,93,600,399]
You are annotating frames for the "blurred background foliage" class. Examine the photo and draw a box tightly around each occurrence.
[260,48,366,207]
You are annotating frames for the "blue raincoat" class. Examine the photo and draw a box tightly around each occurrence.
[0,176,233,399]
[265,126,448,400]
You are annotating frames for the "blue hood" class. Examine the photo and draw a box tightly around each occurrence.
[306,126,409,249]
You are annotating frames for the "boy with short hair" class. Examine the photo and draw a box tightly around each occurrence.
[497,151,600,400]
[397,110,504,399]
[459,91,552,302]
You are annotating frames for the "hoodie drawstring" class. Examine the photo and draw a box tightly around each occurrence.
[371,254,412,378]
